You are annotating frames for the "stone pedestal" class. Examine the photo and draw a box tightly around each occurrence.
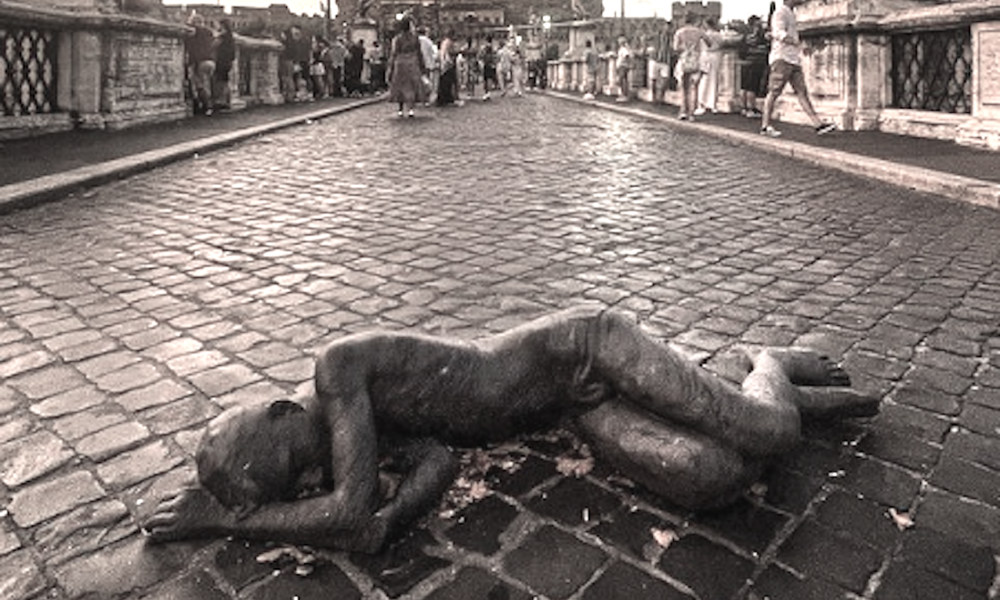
[958,21,1000,149]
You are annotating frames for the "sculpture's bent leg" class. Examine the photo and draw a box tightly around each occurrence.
[575,400,755,510]
[585,310,801,457]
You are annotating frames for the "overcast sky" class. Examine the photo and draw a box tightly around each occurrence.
[164,0,769,21]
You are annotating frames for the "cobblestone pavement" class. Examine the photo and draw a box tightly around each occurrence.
[1,95,998,600]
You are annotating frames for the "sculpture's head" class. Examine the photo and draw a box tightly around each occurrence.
[196,400,325,514]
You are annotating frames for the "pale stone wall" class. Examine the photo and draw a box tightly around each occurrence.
[0,0,285,140]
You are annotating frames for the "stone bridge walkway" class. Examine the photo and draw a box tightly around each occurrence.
[0,94,998,600]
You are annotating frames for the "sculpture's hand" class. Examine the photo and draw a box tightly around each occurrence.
[143,486,235,543]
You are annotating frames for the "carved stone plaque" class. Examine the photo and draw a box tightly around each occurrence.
[110,33,185,102]
[978,27,1000,107]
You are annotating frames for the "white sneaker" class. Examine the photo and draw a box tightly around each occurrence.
[760,125,782,137]
[583,93,595,100]
[693,107,706,116]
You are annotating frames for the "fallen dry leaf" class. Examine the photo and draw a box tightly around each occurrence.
[651,528,677,549]
[556,455,594,478]
[888,508,914,531]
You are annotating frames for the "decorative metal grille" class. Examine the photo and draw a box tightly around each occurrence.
[1,25,58,117]
[891,27,971,114]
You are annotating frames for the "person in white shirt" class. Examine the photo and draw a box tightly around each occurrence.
[417,28,438,105]
[614,37,632,101]
[760,0,836,136]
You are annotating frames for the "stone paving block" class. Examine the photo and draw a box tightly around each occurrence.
[59,336,120,363]
[264,356,314,383]
[813,489,901,551]
[424,567,532,600]
[0,344,46,373]
[140,395,220,436]
[582,561,691,600]
[856,426,941,474]
[0,429,75,487]
[243,561,362,600]
[117,378,194,412]
[776,520,883,593]
[838,454,922,509]
[917,491,1000,551]
[590,507,677,562]
[944,428,1000,471]
[896,527,996,592]
[874,559,986,600]
[166,349,231,377]
[7,470,105,529]
[52,403,127,441]
[749,563,851,600]
[53,536,187,598]
[95,361,164,393]
[8,364,86,399]
[75,420,152,461]
[0,521,21,556]
[929,453,1000,506]
[658,533,755,600]
[32,498,133,564]
[890,384,962,416]
[502,525,607,599]
[444,494,519,555]
[526,476,623,528]
[29,384,107,418]
[0,549,47,599]
[875,401,951,442]
[959,402,1000,438]
[75,350,141,380]
[138,568,230,600]
[0,414,32,445]
[187,363,262,398]
[96,440,186,491]
[904,364,972,396]
[692,498,789,556]
[41,329,103,353]
[351,529,451,598]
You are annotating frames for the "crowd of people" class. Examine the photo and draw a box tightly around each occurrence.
[385,17,547,117]
[184,14,236,116]
[581,0,834,136]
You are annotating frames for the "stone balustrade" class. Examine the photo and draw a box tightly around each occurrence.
[548,0,1000,151]
[0,0,283,140]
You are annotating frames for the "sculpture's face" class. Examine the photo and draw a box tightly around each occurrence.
[196,401,322,513]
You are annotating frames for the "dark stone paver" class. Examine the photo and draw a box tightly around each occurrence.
[0,96,997,600]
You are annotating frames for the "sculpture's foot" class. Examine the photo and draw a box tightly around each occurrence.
[748,348,851,387]
[795,386,880,420]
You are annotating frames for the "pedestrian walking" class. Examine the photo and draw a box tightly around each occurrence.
[760,0,837,136]
[212,18,235,111]
[739,15,769,117]
[417,28,438,105]
[436,31,459,106]
[695,17,723,115]
[328,38,347,97]
[387,15,427,118]
[510,41,525,97]
[672,12,711,121]
[582,39,598,100]
[614,37,632,102]
[185,14,217,115]
[480,37,498,100]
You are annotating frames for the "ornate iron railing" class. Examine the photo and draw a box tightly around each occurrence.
[1,24,58,116]
[890,27,972,114]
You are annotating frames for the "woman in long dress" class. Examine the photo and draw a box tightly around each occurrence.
[387,16,427,117]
